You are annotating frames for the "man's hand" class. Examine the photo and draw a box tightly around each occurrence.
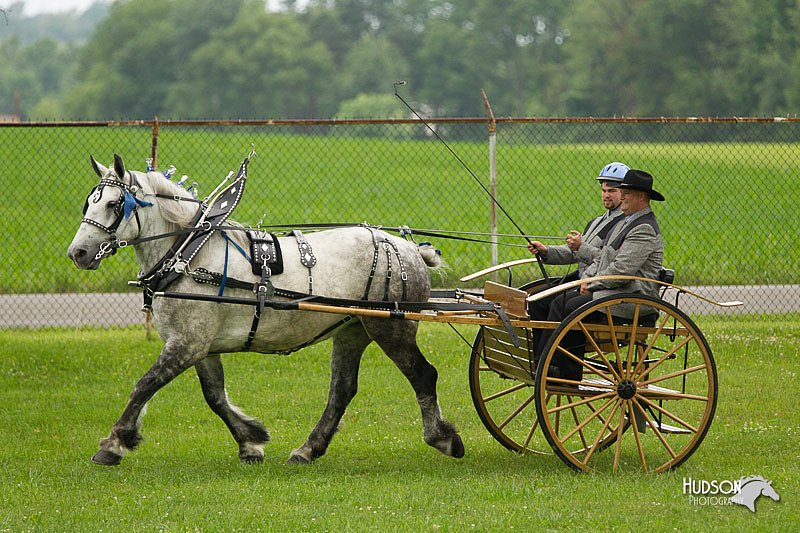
[528,241,547,256]
[566,230,582,251]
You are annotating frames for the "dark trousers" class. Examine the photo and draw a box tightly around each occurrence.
[535,289,594,380]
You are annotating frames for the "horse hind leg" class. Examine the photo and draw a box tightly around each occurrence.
[288,322,372,464]
[365,319,464,458]
[195,355,270,464]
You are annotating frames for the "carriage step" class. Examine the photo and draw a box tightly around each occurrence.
[653,422,691,434]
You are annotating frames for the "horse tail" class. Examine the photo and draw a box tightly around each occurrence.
[418,241,442,268]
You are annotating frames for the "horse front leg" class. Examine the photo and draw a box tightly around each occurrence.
[195,355,270,463]
[287,323,372,464]
[92,338,208,466]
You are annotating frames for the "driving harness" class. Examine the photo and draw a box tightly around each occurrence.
[82,154,503,353]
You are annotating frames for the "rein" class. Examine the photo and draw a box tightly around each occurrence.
[254,222,562,247]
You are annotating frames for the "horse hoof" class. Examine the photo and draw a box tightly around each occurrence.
[91,449,122,466]
[238,442,265,464]
[286,450,312,464]
[239,453,264,464]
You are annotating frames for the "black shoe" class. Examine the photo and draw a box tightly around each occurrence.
[547,364,583,382]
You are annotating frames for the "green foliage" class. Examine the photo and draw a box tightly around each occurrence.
[165,3,336,119]
[4,0,800,119]
[338,34,410,100]
[0,318,797,529]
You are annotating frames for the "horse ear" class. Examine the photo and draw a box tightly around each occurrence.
[113,154,126,181]
[90,155,107,178]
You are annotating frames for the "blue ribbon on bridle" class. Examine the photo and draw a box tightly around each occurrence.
[123,189,153,220]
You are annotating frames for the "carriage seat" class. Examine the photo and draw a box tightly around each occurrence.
[483,266,674,324]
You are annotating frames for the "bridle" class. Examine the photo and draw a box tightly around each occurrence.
[81,173,149,260]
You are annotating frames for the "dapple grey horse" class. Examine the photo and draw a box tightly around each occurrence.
[67,155,463,466]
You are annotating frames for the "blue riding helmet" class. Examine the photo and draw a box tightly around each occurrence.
[596,162,630,184]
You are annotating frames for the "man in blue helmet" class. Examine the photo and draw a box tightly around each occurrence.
[526,161,629,321]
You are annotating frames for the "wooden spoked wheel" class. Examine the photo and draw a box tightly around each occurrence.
[468,278,623,455]
[534,293,717,473]
[469,326,627,455]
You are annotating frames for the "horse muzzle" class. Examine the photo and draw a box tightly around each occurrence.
[67,242,104,270]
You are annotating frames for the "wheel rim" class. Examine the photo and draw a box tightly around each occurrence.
[534,294,717,473]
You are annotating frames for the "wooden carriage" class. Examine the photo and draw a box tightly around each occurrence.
[260,262,737,473]
[463,267,732,474]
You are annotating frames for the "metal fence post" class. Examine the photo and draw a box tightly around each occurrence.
[151,116,160,169]
[481,90,498,277]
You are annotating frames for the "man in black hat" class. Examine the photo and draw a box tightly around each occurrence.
[538,169,665,380]
[526,161,628,339]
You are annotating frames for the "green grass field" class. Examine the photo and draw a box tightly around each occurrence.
[1,316,796,530]
[2,126,798,294]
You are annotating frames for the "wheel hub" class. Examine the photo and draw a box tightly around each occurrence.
[617,379,637,399]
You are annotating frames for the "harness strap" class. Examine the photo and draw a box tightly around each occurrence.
[383,241,392,301]
[360,227,408,301]
[362,227,381,300]
[244,237,276,350]
[381,238,408,301]
[290,230,316,294]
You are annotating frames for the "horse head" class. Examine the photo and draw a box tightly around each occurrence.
[67,154,152,270]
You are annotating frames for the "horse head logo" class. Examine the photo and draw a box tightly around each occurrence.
[729,476,780,512]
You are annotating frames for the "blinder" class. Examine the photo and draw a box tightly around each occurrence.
[82,184,124,218]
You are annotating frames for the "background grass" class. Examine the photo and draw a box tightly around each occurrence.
[2,125,798,294]
[1,316,796,530]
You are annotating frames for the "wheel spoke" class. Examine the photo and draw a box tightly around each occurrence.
[628,399,648,471]
[625,304,642,379]
[636,335,693,382]
[580,321,622,381]
[636,395,699,433]
[632,312,672,376]
[568,396,591,451]
[604,307,624,376]
[560,395,617,442]
[632,397,676,459]
[581,398,622,467]
[638,389,709,402]
[522,393,548,448]
[498,390,536,430]
[483,381,529,402]
[638,363,708,387]
[612,399,627,472]
[546,390,617,415]
[555,344,615,382]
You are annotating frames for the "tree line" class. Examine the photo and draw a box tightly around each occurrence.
[2,0,799,120]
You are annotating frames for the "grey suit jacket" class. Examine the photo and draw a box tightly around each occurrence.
[544,208,623,278]
[584,206,664,317]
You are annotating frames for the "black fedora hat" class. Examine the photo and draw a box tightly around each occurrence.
[618,169,665,201]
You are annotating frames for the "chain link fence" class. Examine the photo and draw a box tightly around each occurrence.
[2,118,798,328]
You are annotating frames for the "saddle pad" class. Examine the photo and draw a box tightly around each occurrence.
[248,230,284,276]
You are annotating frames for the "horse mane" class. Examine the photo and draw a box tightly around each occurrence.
[136,171,200,228]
